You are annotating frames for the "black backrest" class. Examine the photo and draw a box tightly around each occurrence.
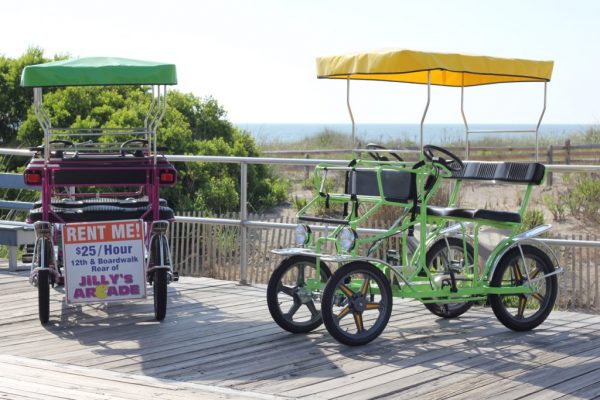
[346,169,416,203]
[450,161,545,185]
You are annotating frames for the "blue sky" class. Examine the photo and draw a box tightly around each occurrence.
[3,0,599,125]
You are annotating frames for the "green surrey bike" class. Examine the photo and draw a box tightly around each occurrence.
[267,49,563,345]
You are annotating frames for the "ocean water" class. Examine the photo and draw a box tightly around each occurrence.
[236,123,592,145]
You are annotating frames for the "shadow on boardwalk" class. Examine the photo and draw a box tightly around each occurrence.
[1,269,599,399]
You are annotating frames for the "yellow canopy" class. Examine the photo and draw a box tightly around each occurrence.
[316,49,553,86]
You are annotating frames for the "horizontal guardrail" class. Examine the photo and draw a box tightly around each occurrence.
[1,147,599,283]
[1,147,598,172]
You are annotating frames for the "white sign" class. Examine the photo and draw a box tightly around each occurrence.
[62,220,146,304]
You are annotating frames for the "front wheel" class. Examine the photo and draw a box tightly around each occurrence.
[267,255,332,333]
[489,245,558,331]
[322,261,392,346]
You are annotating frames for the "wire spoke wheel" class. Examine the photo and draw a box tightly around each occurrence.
[423,237,475,318]
[322,261,392,346]
[489,245,558,331]
[267,255,331,333]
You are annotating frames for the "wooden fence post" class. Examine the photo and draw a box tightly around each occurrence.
[546,144,553,186]
[565,139,571,165]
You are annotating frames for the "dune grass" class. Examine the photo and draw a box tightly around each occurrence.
[260,125,598,153]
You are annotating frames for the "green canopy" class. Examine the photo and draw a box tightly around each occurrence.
[21,57,177,87]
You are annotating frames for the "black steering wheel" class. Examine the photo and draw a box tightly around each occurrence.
[366,143,404,162]
[120,139,148,157]
[422,145,464,172]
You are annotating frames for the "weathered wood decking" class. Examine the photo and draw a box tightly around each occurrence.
[1,269,600,399]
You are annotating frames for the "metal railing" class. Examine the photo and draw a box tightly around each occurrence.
[0,147,599,285]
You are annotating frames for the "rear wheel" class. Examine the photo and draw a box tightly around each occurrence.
[322,261,392,346]
[423,237,475,318]
[489,246,558,331]
[267,255,332,333]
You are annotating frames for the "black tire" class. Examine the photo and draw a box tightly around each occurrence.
[150,234,170,321]
[489,246,558,331]
[322,261,392,346]
[38,269,50,324]
[267,255,332,333]
[423,237,475,318]
[153,268,168,321]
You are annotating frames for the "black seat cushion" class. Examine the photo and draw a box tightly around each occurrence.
[426,206,521,224]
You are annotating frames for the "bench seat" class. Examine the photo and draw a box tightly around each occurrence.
[426,206,521,224]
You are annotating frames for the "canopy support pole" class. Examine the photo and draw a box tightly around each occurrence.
[33,88,52,161]
[144,86,158,133]
[419,71,431,152]
[346,79,356,149]
[460,74,470,160]
[144,85,168,165]
[534,82,548,162]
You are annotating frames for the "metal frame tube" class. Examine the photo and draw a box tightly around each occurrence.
[151,86,168,165]
[144,86,158,131]
[460,80,548,161]
[346,79,356,148]
[33,88,52,161]
[419,72,431,152]
[534,82,548,161]
[460,75,470,159]
[239,162,248,285]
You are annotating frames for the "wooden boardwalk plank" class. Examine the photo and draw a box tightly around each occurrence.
[1,269,600,400]
[0,355,283,400]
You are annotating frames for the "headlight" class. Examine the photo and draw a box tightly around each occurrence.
[295,224,311,247]
[338,227,357,252]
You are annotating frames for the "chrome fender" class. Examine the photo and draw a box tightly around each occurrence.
[484,224,561,282]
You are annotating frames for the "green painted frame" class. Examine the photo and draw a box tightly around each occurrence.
[290,155,548,304]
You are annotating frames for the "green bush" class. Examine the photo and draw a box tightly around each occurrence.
[542,194,566,222]
[559,173,600,223]
[6,48,288,214]
[573,176,600,223]
[520,209,545,233]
